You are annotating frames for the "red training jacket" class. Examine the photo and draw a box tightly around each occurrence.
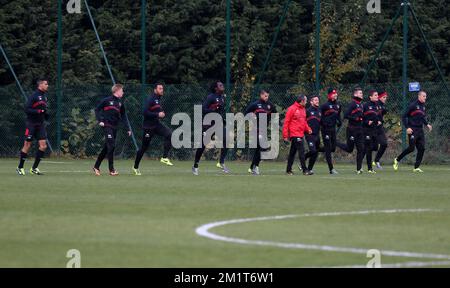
[282,102,312,139]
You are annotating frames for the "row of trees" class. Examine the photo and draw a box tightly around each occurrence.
[1,0,449,88]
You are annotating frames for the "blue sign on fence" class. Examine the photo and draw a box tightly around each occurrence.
[409,82,421,92]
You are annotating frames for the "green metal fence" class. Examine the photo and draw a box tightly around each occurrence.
[0,83,449,164]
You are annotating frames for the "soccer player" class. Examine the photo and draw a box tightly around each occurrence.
[192,81,229,175]
[393,91,432,172]
[320,88,342,174]
[244,89,277,175]
[304,95,322,174]
[373,90,388,169]
[93,84,132,176]
[336,87,365,174]
[283,94,313,176]
[133,83,173,175]
[362,90,381,174]
[16,78,49,176]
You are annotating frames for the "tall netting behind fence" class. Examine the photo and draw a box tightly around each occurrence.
[0,83,449,164]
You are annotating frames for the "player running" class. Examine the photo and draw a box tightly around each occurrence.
[320,88,342,174]
[393,91,432,172]
[93,84,132,176]
[16,78,49,176]
[362,90,382,174]
[133,83,173,175]
[192,81,230,175]
[373,90,388,169]
[336,87,365,174]
[244,90,277,175]
[303,95,323,174]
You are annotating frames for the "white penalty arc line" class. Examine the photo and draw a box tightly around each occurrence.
[195,208,450,261]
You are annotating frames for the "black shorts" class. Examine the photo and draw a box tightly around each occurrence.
[363,127,378,151]
[321,127,337,152]
[409,127,425,147]
[24,122,47,142]
[346,126,364,144]
[305,134,320,152]
[143,122,172,140]
[103,126,118,142]
[376,127,387,146]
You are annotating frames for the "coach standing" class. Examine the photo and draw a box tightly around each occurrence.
[393,91,432,173]
[283,94,313,176]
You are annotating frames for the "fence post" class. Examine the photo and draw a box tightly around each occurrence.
[315,0,320,94]
[141,0,147,107]
[401,1,409,149]
[225,0,231,112]
[84,0,139,151]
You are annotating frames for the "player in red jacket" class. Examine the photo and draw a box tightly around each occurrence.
[283,94,313,175]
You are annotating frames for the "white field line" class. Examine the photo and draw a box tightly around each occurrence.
[196,209,450,261]
[332,261,450,268]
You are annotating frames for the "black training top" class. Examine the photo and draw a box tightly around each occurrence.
[95,95,130,129]
[25,89,48,124]
[402,100,428,129]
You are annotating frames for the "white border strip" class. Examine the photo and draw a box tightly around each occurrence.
[196,209,450,261]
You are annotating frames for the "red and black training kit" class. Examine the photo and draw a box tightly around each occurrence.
[94,95,131,172]
[363,99,381,170]
[320,99,342,172]
[337,97,365,171]
[305,106,322,171]
[134,93,173,169]
[374,95,388,163]
[194,93,228,168]
[245,99,277,170]
[18,89,49,170]
[396,100,429,168]
[24,89,49,142]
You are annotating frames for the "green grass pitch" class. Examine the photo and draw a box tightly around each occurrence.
[0,158,449,267]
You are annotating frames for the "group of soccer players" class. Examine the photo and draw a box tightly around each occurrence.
[16,79,432,176]
[282,87,432,175]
